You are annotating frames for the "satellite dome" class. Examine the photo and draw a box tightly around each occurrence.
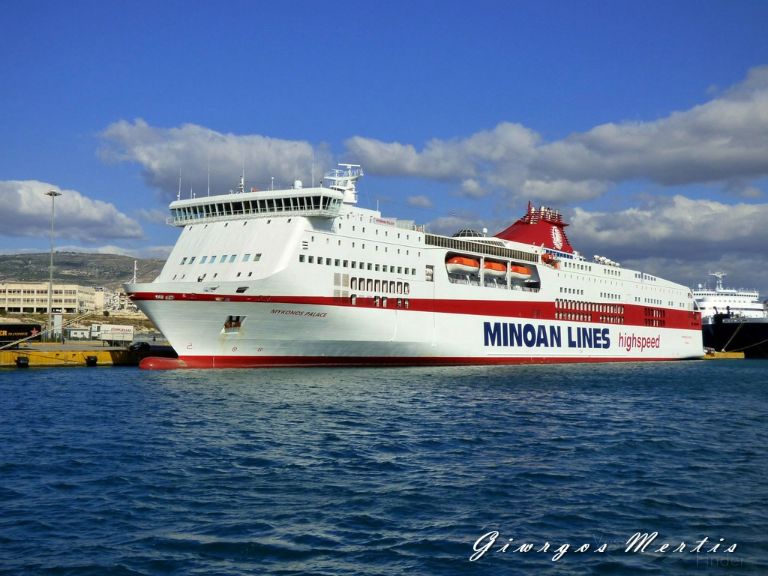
[453,229,482,238]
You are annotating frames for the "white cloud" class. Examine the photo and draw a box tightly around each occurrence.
[407,195,433,208]
[538,196,768,295]
[342,67,768,204]
[531,71,768,186]
[565,196,768,294]
[0,180,143,243]
[459,178,488,198]
[100,119,333,200]
[345,122,538,190]
[135,208,169,225]
[521,179,608,201]
[569,196,768,256]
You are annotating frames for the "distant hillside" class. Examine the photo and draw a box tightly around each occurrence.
[0,252,164,289]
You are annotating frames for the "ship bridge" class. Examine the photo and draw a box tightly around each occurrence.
[165,164,363,226]
[166,186,344,226]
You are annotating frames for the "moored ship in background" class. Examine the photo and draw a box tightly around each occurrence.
[693,272,768,359]
[125,164,703,368]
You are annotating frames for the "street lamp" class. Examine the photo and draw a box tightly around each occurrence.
[46,189,62,340]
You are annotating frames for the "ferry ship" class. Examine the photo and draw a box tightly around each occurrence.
[693,273,768,359]
[125,164,703,368]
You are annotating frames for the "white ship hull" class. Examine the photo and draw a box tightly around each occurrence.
[127,289,703,368]
[126,166,703,368]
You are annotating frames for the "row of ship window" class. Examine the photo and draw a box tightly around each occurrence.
[338,222,413,241]
[562,261,593,272]
[349,295,410,308]
[555,299,625,315]
[554,312,625,324]
[634,273,658,281]
[174,195,340,221]
[299,254,417,276]
[559,260,624,277]
[350,278,410,295]
[1,289,79,295]
[180,253,262,265]
[309,235,417,257]
[555,298,626,324]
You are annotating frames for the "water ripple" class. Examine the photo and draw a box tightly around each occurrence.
[0,361,766,574]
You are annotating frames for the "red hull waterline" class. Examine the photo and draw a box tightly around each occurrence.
[139,354,695,370]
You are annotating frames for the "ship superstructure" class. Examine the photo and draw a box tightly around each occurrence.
[692,272,765,320]
[693,272,768,358]
[125,165,703,368]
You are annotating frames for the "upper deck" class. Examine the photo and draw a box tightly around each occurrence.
[166,164,366,226]
[167,186,345,226]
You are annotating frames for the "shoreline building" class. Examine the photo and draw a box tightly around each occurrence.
[0,282,97,314]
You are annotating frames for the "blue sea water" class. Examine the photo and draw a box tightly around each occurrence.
[1,361,766,575]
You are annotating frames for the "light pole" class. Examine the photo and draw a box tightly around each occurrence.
[46,189,62,340]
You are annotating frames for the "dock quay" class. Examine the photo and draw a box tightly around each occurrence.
[702,350,746,360]
[1,341,177,368]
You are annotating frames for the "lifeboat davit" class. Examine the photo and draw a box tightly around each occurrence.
[509,265,532,279]
[483,261,507,277]
[446,256,480,274]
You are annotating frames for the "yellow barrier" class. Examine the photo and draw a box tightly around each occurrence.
[0,348,134,368]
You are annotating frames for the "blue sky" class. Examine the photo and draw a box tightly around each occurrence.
[2,0,768,293]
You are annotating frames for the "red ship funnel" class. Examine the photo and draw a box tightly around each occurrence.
[495,202,574,253]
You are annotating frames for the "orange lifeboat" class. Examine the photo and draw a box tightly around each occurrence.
[446,256,480,274]
[541,253,559,268]
[483,261,507,277]
[509,265,532,279]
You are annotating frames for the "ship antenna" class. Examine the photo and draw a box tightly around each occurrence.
[132,260,137,284]
[177,168,182,201]
[238,164,245,194]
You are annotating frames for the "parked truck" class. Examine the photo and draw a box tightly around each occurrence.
[90,323,134,346]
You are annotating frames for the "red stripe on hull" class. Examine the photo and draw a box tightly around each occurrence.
[129,291,700,330]
[139,354,700,369]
